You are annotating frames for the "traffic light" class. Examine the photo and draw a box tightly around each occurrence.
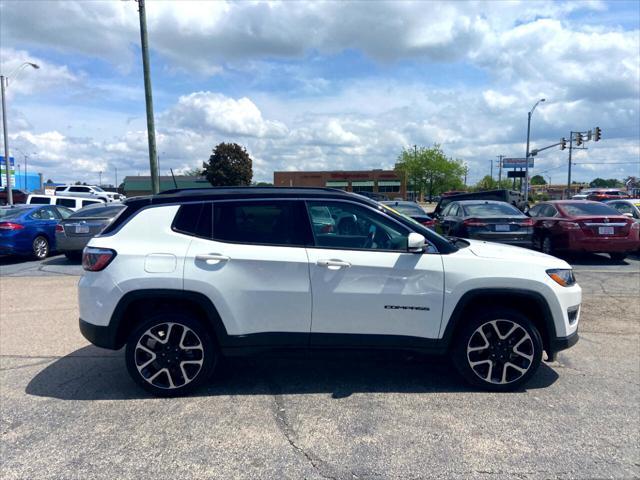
[560,137,567,150]
[575,132,583,146]
[594,126,602,141]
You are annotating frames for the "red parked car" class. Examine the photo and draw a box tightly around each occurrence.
[586,189,630,202]
[0,189,28,205]
[528,201,640,261]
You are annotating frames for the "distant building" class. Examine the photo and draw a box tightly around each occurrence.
[122,175,212,197]
[273,169,409,199]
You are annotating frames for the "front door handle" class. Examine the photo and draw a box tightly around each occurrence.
[195,253,230,264]
[317,259,351,270]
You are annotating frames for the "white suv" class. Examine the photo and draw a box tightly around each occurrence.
[55,185,122,202]
[79,188,581,396]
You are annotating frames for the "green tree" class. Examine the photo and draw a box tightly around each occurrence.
[394,145,465,201]
[472,176,513,191]
[203,143,253,186]
[589,178,622,188]
[530,175,547,185]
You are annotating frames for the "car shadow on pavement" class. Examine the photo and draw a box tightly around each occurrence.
[41,255,80,266]
[26,345,559,401]
[564,252,637,266]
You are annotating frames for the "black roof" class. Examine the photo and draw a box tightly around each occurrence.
[134,186,375,206]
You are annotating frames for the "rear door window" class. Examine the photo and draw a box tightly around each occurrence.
[212,201,308,246]
[29,196,51,205]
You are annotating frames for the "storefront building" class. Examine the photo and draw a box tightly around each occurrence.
[273,170,408,199]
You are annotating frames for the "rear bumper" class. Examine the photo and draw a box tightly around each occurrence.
[79,318,120,350]
[565,237,639,253]
[56,234,91,252]
[469,234,532,247]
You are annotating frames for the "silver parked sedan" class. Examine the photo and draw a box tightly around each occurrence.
[55,203,126,260]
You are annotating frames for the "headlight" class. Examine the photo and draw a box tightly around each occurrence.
[546,269,576,287]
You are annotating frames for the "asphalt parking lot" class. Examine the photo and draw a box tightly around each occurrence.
[1,253,639,479]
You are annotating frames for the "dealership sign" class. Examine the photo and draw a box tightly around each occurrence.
[502,158,534,169]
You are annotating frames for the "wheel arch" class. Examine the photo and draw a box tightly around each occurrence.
[442,288,556,356]
[110,289,229,350]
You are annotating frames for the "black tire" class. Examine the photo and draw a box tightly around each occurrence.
[540,235,554,255]
[64,251,82,261]
[32,236,50,260]
[609,252,627,262]
[125,313,217,397]
[452,308,543,392]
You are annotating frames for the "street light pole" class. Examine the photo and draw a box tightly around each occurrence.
[136,0,159,195]
[524,98,545,205]
[1,62,39,205]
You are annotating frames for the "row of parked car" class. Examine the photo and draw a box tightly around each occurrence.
[384,194,640,261]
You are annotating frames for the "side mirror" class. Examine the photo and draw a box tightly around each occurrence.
[407,232,426,253]
[622,212,633,218]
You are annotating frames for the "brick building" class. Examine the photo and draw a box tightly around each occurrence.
[273,169,408,199]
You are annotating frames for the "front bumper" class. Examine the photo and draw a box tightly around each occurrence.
[547,330,579,361]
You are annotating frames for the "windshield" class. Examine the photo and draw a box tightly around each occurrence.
[560,203,620,216]
[70,204,126,219]
[92,186,105,192]
[384,202,427,216]
[464,203,523,216]
[0,207,30,220]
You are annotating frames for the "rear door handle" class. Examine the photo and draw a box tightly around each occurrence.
[195,253,230,264]
[317,259,351,270]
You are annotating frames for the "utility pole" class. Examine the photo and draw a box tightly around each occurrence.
[1,75,12,204]
[115,167,118,188]
[136,0,159,194]
[497,155,504,184]
[99,171,103,186]
[524,98,545,205]
[490,159,493,181]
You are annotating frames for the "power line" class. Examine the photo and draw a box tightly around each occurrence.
[572,162,640,165]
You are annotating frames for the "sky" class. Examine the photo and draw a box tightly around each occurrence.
[0,0,639,187]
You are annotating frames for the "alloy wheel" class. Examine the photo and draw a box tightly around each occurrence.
[134,322,205,390]
[466,319,534,385]
[33,237,49,259]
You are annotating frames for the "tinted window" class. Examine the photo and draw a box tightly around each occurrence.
[32,207,56,220]
[543,205,558,217]
[463,203,522,216]
[609,202,633,215]
[57,198,77,208]
[29,196,51,205]
[82,200,102,207]
[172,202,214,239]
[390,203,425,216]
[213,201,304,246]
[55,186,66,192]
[560,203,620,216]
[71,204,125,219]
[307,201,409,251]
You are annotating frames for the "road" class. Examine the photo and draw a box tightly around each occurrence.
[1,254,639,479]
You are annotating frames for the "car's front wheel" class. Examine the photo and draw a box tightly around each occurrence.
[32,236,50,260]
[452,309,543,391]
[125,313,217,396]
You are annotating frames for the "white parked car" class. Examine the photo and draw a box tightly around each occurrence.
[54,185,123,202]
[26,194,105,211]
[79,187,581,396]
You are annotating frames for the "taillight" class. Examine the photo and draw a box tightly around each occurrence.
[559,221,580,230]
[422,220,435,227]
[463,218,487,227]
[321,224,333,233]
[82,247,117,272]
[55,224,64,233]
[521,218,534,226]
[0,222,24,230]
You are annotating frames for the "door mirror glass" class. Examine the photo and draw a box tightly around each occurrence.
[622,212,633,218]
[407,232,426,253]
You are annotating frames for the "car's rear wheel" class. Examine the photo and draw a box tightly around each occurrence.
[32,236,49,260]
[540,235,554,255]
[125,313,217,396]
[609,252,627,262]
[452,309,543,392]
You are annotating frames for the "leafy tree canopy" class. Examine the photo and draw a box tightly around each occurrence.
[394,144,466,200]
[530,175,547,185]
[203,142,253,187]
[589,178,622,188]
